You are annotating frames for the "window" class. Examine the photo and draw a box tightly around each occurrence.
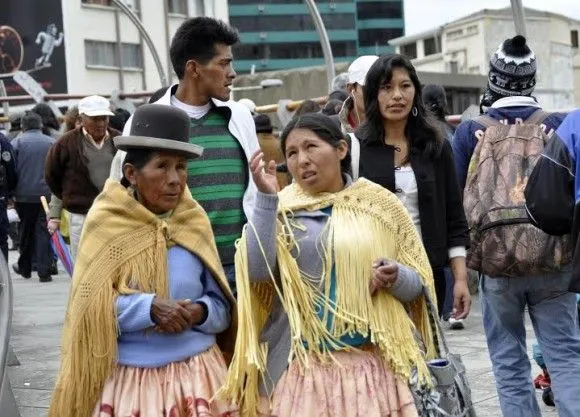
[358,28,403,47]
[234,41,357,60]
[446,28,464,39]
[230,13,355,32]
[449,61,459,74]
[423,37,438,56]
[81,0,136,7]
[400,43,417,59]
[572,30,579,48]
[85,40,142,68]
[82,0,111,5]
[121,43,142,68]
[356,1,403,20]
[167,0,187,14]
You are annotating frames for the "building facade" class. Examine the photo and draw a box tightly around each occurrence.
[229,0,404,73]
[62,0,229,95]
[390,7,580,109]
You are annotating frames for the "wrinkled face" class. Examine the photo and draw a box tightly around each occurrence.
[284,128,347,195]
[81,115,109,141]
[124,152,187,214]
[378,67,417,123]
[194,43,237,101]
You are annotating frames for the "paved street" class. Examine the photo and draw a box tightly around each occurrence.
[6,251,557,416]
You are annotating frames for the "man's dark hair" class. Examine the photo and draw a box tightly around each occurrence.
[170,17,239,80]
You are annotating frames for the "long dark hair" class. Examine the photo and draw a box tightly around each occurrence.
[280,113,351,174]
[357,54,444,158]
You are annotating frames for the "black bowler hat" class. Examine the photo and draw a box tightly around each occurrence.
[114,104,203,159]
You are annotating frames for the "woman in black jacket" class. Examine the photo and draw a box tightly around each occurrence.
[351,54,471,319]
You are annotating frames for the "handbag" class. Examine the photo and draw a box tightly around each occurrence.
[412,286,476,417]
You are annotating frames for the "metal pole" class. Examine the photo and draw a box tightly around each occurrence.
[304,0,335,92]
[510,0,527,37]
[110,0,168,86]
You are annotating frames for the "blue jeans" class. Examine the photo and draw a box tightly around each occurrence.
[481,269,580,417]
[223,263,236,298]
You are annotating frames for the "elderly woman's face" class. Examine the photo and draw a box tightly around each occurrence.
[125,152,188,214]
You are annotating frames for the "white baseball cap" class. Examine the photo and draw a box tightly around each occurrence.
[78,95,115,117]
[347,55,379,86]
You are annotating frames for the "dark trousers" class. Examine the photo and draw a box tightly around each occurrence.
[0,198,8,261]
[16,202,51,277]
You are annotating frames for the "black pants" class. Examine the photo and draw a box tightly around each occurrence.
[16,202,51,277]
[0,198,8,262]
[432,267,447,315]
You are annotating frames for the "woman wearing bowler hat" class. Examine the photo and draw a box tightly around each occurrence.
[49,104,238,417]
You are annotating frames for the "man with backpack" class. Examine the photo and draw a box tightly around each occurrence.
[453,36,580,417]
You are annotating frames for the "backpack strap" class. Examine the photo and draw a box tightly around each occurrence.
[348,132,360,180]
[473,115,503,129]
[525,109,550,126]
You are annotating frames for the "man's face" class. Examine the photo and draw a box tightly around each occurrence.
[81,115,109,141]
[195,43,237,101]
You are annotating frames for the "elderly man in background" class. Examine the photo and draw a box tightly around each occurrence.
[45,95,119,260]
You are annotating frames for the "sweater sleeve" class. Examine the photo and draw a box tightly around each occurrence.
[45,139,66,198]
[48,194,63,219]
[389,263,423,302]
[194,267,231,334]
[441,141,470,249]
[116,293,156,332]
[451,121,475,191]
[246,191,279,282]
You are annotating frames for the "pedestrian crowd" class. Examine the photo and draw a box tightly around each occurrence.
[3,16,580,417]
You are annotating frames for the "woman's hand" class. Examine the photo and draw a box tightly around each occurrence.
[370,258,398,295]
[151,298,192,333]
[249,150,279,195]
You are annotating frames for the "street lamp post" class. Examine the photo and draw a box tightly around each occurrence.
[510,0,527,37]
[304,0,336,92]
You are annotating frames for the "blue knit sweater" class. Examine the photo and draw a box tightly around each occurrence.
[115,245,231,367]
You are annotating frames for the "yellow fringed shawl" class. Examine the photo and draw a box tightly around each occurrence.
[219,178,439,416]
[48,180,237,417]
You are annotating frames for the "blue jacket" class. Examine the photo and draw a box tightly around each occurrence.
[525,109,580,291]
[452,96,566,190]
[12,129,55,203]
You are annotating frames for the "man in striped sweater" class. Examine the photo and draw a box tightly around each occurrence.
[110,17,260,295]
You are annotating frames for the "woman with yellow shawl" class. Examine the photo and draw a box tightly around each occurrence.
[220,113,440,416]
[48,104,237,417]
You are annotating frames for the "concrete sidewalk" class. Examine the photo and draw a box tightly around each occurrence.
[7,249,557,416]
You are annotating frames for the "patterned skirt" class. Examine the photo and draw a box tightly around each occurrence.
[92,345,239,417]
[259,346,418,417]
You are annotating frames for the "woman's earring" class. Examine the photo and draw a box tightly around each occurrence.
[412,106,418,117]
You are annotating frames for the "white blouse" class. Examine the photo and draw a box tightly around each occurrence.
[395,165,466,259]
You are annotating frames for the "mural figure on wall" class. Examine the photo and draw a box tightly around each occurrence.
[34,23,63,69]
